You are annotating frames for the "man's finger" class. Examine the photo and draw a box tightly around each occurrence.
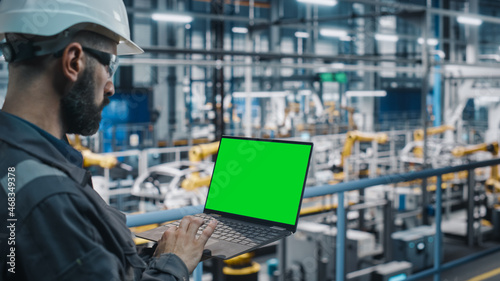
[182,216,202,236]
[198,219,217,244]
[178,216,192,231]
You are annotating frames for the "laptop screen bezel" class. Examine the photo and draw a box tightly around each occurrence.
[202,135,313,233]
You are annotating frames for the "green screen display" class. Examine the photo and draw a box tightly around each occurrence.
[205,137,312,225]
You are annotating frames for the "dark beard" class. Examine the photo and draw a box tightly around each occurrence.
[61,66,109,136]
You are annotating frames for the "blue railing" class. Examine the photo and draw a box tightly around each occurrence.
[127,157,500,281]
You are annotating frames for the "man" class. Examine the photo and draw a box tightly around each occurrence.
[0,0,217,280]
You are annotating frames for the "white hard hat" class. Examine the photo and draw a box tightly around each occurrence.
[0,0,143,55]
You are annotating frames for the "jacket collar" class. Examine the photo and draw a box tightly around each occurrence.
[0,111,88,185]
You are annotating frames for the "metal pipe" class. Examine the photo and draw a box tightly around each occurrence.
[383,192,393,261]
[127,205,203,227]
[120,57,423,73]
[127,158,500,225]
[303,158,500,197]
[339,0,500,25]
[139,46,421,64]
[434,175,443,281]
[128,2,500,26]
[244,0,255,137]
[336,191,346,281]
[467,168,475,246]
[127,7,269,24]
[421,2,431,225]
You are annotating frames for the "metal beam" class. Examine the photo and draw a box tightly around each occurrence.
[127,7,269,24]
[339,0,500,25]
[140,46,421,64]
[120,57,422,73]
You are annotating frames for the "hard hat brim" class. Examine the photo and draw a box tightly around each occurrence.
[118,38,144,55]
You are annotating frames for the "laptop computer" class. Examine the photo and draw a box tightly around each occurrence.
[136,136,313,259]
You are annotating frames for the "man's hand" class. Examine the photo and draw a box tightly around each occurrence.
[153,216,217,273]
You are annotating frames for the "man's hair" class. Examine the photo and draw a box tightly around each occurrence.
[6,30,114,77]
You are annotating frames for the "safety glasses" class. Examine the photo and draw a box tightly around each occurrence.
[82,47,119,78]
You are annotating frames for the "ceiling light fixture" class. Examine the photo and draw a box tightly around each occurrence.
[233,91,289,98]
[375,34,399,42]
[457,16,482,26]
[152,13,193,23]
[232,27,248,34]
[346,90,387,97]
[339,35,353,41]
[295,31,310,38]
[320,28,348,38]
[297,0,337,6]
[418,37,439,46]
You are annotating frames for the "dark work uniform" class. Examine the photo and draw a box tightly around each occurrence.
[0,111,189,281]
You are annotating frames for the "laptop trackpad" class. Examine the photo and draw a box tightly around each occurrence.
[204,239,251,260]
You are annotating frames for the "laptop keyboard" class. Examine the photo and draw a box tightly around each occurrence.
[167,214,285,247]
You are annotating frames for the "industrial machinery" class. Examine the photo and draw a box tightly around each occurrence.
[181,141,219,190]
[412,124,455,158]
[69,134,118,169]
[222,253,260,281]
[340,105,358,131]
[400,125,458,167]
[391,225,441,272]
[131,161,213,209]
[452,142,499,191]
[285,221,378,281]
[331,131,388,182]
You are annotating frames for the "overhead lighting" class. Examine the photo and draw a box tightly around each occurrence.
[297,0,337,6]
[320,28,348,38]
[233,91,289,98]
[232,27,248,34]
[418,37,439,46]
[339,35,353,41]
[476,96,500,103]
[346,90,387,97]
[152,13,193,23]
[375,34,399,42]
[379,17,396,28]
[457,16,482,26]
[331,63,345,69]
[295,31,310,38]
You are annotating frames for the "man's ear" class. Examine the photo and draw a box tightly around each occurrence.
[61,42,84,82]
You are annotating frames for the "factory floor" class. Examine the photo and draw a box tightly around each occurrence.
[196,240,500,281]
[419,237,500,281]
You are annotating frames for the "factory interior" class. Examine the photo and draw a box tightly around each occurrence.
[5,0,500,280]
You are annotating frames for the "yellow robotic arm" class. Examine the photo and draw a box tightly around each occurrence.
[452,142,499,191]
[340,106,357,130]
[452,142,498,158]
[413,124,454,142]
[413,125,454,158]
[68,135,118,169]
[188,141,220,162]
[340,131,388,168]
[181,141,220,191]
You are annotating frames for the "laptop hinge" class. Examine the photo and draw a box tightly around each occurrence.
[271,226,286,231]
